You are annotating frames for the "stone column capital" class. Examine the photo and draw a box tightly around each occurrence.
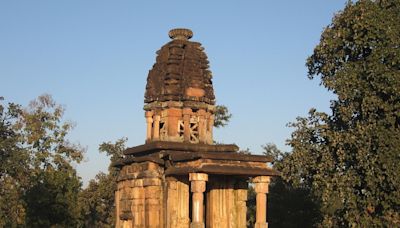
[253,176,270,194]
[252,176,271,184]
[197,109,206,116]
[145,111,154,118]
[189,173,208,182]
[183,108,192,115]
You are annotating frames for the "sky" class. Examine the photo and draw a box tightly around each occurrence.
[1,1,347,185]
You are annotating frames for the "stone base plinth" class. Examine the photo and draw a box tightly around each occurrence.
[190,222,205,228]
[255,222,268,228]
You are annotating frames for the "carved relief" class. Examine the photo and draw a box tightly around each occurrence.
[178,120,184,141]
[159,119,167,141]
[144,29,215,105]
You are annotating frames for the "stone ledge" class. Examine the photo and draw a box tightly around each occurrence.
[165,164,279,177]
[124,141,239,156]
[162,151,273,163]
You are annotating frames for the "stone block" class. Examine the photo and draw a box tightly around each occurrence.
[254,182,269,194]
[190,180,206,193]
[190,222,205,228]
[167,180,177,190]
[145,186,161,198]
[252,176,270,183]
[236,189,248,201]
[255,222,268,228]
[143,178,161,187]
[134,179,143,187]
[189,173,208,181]
[146,162,159,170]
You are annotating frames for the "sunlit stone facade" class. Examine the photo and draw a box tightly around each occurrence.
[114,28,277,228]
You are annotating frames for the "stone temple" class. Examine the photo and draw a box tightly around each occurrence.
[114,28,278,228]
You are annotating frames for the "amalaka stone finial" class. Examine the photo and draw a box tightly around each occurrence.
[168,28,193,40]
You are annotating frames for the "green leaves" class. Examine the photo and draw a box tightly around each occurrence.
[287,0,400,226]
[78,172,116,228]
[0,94,84,226]
[78,138,127,227]
[213,105,232,128]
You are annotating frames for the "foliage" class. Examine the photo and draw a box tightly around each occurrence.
[25,169,82,227]
[98,137,126,175]
[79,172,117,228]
[262,143,321,228]
[0,94,85,226]
[246,186,256,228]
[0,100,28,226]
[214,105,232,128]
[283,0,400,226]
[78,138,126,227]
[238,147,251,155]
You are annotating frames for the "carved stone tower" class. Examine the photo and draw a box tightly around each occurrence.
[114,29,277,228]
[144,28,215,144]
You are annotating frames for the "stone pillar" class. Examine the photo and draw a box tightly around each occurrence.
[145,111,154,142]
[144,177,162,228]
[166,178,178,228]
[253,176,270,228]
[226,180,235,228]
[198,109,206,143]
[166,177,190,228]
[208,114,214,144]
[189,173,208,228]
[167,108,182,141]
[235,181,248,228]
[132,179,145,228]
[153,115,160,140]
[183,108,191,142]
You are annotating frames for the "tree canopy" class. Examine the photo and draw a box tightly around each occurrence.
[78,137,126,227]
[281,0,400,226]
[0,94,85,227]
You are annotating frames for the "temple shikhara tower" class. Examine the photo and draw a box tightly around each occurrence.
[114,28,278,228]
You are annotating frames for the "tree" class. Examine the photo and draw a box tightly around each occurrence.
[79,172,117,228]
[283,0,400,226]
[214,105,232,128]
[262,143,321,228]
[20,94,84,227]
[0,94,85,226]
[78,138,126,227]
[0,99,28,226]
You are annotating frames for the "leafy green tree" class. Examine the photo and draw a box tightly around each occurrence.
[263,143,321,228]
[25,169,82,227]
[79,172,117,228]
[78,138,126,227]
[0,99,28,226]
[246,143,320,228]
[19,94,84,227]
[214,105,232,128]
[283,0,400,226]
[246,185,256,228]
[0,94,85,227]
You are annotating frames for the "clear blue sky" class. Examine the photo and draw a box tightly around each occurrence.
[1,1,347,185]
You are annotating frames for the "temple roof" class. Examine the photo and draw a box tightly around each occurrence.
[144,28,215,105]
[113,141,279,177]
